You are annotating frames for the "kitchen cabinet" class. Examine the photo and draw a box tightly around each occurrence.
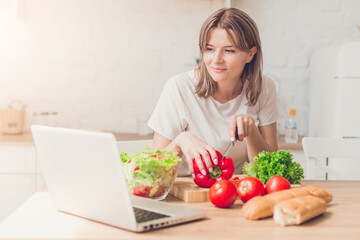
[0,146,36,173]
[0,145,38,222]
[0,174,36,221]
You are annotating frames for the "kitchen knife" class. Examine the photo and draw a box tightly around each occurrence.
[223,131,239,159]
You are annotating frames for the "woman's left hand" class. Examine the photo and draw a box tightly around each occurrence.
[228,114,256,141]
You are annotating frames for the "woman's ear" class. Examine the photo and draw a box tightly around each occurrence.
[246,46,257,63]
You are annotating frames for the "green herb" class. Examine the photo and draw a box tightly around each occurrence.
[242,150,304,184]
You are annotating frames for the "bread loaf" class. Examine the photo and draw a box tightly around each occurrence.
[273,195,327,226]
[242,185,332,220]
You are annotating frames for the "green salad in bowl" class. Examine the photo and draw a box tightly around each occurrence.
[120,146,182,200]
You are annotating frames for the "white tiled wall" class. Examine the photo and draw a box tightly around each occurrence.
[0,0,359,135]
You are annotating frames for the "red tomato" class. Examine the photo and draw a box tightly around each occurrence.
[265,175,291,194]
[229,176,240,186]
[152,186,166,198]
[133,185,151,198]
[236,177,265,203]
[151,154,166,159]
[209,180,237,208]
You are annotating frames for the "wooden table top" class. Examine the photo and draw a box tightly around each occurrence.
[0,180,359,240]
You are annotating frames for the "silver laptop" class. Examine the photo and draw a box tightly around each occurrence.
[31,125,206,232]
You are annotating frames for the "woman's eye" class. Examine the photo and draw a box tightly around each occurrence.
[225,49,235,53]
[206,47,214,51]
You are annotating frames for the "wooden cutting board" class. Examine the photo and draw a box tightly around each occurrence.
[169,177,209,203]
[169,175,301,203]
[169,175,246,203]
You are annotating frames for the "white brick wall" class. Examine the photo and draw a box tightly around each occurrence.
[0,0,225,133]
[0,0,359,135]
[234,0,360,136]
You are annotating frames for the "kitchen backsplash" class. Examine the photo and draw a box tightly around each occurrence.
[0,0,359,135]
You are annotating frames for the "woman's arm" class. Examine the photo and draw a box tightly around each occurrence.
[245,122,278,162]
[150,132,180,155]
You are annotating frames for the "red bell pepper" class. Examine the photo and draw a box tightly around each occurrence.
[193,150,235,188]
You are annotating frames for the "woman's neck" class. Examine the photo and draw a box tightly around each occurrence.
[213,80,243,104]
[194,68,243,103]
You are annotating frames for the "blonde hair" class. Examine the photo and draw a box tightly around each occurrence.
[196,8,263,106]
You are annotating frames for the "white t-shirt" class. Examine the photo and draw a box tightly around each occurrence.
[148,69,279,176]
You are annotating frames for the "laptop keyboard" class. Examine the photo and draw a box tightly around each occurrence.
[133,207,170,223]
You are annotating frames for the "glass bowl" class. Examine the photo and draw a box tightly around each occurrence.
[121,159,179,200]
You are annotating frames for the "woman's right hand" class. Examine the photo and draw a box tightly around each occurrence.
[174,132,218,178]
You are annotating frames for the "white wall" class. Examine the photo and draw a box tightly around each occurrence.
[0,0,359,135]
[233,0,360,135]
[0,0,224,133]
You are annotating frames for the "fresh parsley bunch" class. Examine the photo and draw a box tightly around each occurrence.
[243,150,304,184]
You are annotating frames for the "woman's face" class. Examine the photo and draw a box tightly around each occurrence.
[203,27,256,84]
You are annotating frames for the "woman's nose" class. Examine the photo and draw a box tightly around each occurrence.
[213,50,223,63]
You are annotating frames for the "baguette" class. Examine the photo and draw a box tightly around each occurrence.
[242,185,332,220]
[273,195,327,226]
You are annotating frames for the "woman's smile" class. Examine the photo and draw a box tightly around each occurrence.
[211,67,227,73]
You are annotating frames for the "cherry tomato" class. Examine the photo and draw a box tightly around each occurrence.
[209,180,237,208]
[265,175,291,194]
[236,176,265,203]
[133,185,151,198]
[152,186,166,198]
[151,154,166,159]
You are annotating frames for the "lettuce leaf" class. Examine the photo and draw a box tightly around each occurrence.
[120,146,182,187]
[243,150,304,184]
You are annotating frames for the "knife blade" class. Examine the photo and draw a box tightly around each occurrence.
[223,131,239,159]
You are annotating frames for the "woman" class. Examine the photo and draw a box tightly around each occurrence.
[148,8,279,178]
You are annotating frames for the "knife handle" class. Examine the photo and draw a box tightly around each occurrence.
[235,128,239,141]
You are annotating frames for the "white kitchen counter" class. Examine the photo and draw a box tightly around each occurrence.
[0,132,303,150]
